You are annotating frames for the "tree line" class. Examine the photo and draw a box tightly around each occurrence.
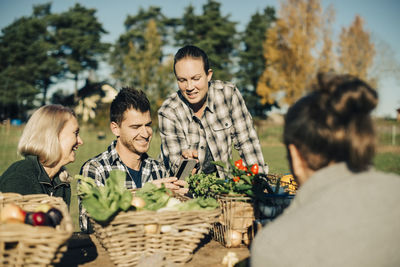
[0,0,380,121]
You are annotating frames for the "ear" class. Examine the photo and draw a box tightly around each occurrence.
[207,69,213,82]
[110,122,120,137]
[288,144,311,185]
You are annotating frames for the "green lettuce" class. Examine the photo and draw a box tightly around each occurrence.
[76,170,132,222]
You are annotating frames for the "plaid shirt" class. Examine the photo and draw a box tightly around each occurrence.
[158,80,268,179]
[79,140,167,232]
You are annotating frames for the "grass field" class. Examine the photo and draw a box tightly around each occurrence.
[0,123,293,176]
[2,120,398,176]
[1,120,399,230]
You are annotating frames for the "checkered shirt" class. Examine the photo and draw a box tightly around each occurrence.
[79,140,167,232]
[158,80,268,179]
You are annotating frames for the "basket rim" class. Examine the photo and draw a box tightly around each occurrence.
[90,206,222,227]
[0,192,74,234]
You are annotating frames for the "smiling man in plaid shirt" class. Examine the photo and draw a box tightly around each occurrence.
[158,45,268,178]
[79,87,186,232]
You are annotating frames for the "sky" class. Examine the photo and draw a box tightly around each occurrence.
[1,0,399,118]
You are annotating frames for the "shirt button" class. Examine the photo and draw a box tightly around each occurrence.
[225,123,228,126]
[200,146,204,150]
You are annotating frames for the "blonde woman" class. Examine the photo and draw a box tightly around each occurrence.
[0,105,83,205]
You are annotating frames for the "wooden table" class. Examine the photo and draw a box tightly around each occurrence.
[55,232,250,267]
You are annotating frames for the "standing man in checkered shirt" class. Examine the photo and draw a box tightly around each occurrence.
[158,45,268,179]
[79,87,187,232]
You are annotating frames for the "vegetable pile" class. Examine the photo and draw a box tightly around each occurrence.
[77,170,132,222]
[186,159,258,198]
[0,203,63,227]
[77,170,219,223]
[186,159,298,198]
[134,183,219,212]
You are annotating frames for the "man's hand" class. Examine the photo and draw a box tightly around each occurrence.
[151,177,189,195]
[173,179,189,194]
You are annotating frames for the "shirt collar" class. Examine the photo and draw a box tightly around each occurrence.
[52,172,66,186]
[25,155,49,184]
[206,81,215,113]
[110,139,150,165]
[27,155,67,186]
[108,140,121,165]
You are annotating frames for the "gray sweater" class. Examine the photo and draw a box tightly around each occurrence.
[251,163,400,267]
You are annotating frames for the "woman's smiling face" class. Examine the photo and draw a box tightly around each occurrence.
[58,116,83,166]
[175,57,213,110]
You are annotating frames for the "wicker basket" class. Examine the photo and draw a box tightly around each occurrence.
[212,194,256,248]
[0,193,73,267]
[90,195,221,266]
[212,173,297,248]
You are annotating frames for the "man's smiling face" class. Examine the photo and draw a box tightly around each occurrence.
[113,108,152,157]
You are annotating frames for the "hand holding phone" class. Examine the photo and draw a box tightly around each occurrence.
[175,159,197,180]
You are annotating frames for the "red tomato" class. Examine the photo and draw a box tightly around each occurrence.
[233,176,240,182]
[251,164,259,175]
[234,159,243,169]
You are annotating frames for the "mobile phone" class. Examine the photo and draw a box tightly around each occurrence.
[175,159,197,180]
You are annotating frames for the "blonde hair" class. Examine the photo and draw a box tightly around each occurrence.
[18,105,76,167]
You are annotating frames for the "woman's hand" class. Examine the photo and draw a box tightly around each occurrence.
[151,177,189,195]
[182,149,198,159]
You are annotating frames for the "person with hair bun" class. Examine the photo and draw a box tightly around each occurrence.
[251,73,400,267]
[0,105,84,205]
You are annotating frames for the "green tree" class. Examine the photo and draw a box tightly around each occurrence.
[124,6,172,46]
[237,7,276,91]
[32,3,64,106]
[51,3,109,100]
[0,3,62,119]
[122,20,174,118]
[110,6,171,86]
[110,7,175,120]
[237,7,276,118]
[174,0,237,81]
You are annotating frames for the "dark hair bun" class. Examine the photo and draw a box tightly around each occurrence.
[316,72,378,118]
[284,72,378,172]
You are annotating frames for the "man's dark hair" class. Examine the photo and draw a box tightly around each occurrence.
[173,45,210,75]
[110,87,150,125]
